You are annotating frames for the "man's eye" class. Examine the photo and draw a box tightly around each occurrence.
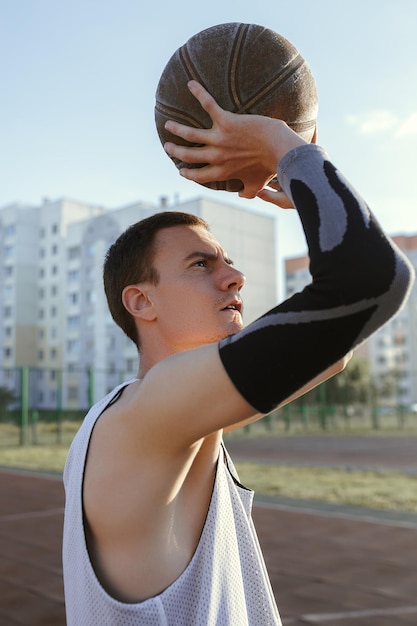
[194,260,206,267]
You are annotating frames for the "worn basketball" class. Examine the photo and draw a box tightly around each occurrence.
[155,22,318,192]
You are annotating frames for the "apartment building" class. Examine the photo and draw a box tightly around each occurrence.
[284,234,417,408]
[0,196,277,410]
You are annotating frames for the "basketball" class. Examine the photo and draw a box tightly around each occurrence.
[155,22,318,192]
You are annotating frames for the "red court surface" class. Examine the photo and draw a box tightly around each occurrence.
[1,435,416,625]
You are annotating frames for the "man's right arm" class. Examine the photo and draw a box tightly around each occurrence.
[217,143,413,414]
[135,84,414,449]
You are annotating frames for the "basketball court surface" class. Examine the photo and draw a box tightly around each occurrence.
[1,435,416,625]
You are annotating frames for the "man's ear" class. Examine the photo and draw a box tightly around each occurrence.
[122,284,156,321]
[311,123,318,144]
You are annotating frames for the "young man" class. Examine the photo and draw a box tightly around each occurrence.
[63,81,413,625]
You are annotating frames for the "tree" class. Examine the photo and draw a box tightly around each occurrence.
[0,386,17,416]
[325,356,371,405]
[293,355,371,407]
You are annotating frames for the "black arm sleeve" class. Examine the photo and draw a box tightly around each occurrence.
[218,144,414,414]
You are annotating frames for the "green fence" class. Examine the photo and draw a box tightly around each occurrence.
[242,401,417,436]
[0,366,132,447]
[0,367,416,447]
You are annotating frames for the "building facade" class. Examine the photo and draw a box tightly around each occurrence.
[0,196,277,410]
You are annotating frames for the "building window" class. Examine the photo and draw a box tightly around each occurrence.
[87,243,95,257]
[67,339,79,353]
[68,269,80,282]
[68,315,80,328]
[68,386,78,401]
[68,246,80,260]
[125,359,135,372]
[86,290,96,303]
[107,335,116,350]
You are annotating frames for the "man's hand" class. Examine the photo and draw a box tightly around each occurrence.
[163,80,306,200]
[257,178,295,209]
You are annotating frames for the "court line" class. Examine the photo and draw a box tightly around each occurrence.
[254,499,417,529]
[2,468,416,529]
[0,507,64,522]
[285,605,417,622]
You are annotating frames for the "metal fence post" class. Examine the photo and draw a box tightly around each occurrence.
[88,368,94,407]
[318,381,327,429]
[20,367,29,446]
[56,368,63,444]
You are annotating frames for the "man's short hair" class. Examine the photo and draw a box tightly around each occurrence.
[103,211,209,348]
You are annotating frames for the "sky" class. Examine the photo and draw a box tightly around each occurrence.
[1,0,416,259]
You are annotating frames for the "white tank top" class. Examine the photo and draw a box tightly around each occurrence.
[62,381,282,625]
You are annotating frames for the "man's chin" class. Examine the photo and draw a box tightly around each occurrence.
[224,320,244,338]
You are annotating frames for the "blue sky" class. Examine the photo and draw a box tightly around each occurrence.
[1,0,416,257]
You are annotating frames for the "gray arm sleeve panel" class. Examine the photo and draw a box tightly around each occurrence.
[218,144,414,414]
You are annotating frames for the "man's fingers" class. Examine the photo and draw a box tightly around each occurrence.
[164,121,210,145]
[257,188,294,209]
[165,141,216,165]
[163,81,222,146]
[238,188,259,200]
[187,80,222,120]
[179,164,224,184]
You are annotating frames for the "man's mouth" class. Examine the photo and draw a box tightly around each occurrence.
[221,301,243,314]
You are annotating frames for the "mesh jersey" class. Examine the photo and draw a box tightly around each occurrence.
[62,381,282,626]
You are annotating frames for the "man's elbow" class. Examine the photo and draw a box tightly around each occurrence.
[332,351,353,376]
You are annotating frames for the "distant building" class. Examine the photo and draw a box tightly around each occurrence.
[0,196,277,409]
[284,234,417,408]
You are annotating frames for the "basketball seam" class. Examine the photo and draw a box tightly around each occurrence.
[229,24,248,110]
[179,44,205,87]
[155,102,205,129]
[288,119,316,132]
[238,54,306,114]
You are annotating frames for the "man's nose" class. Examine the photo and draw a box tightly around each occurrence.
[224,266,246,291]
